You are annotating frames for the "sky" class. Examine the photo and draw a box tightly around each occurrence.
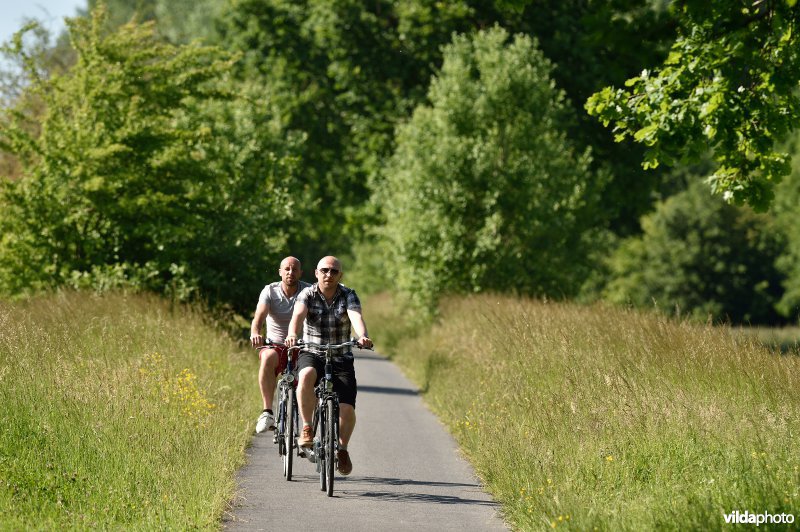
[0,0,87,45]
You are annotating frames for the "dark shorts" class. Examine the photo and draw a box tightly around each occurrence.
[296,351,357,407]
[259,345,297,376]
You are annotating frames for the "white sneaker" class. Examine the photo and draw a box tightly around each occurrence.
[255,411,275,433]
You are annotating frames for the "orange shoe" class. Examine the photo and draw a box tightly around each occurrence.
[298,425,314,448]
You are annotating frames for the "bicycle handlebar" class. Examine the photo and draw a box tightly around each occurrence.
[254,339,303,351]
[254,338,373,351]
[298,339,373,351]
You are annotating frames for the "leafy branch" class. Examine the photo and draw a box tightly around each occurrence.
[586,0,800,211]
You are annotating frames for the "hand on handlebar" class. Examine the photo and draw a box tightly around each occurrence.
[250,334,264,348]
[284,335,299,348]
[357,336,373,350]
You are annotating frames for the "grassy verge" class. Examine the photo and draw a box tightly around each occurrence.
[737,326,800,354]
[367,293,800,531]
[0,291,258,529]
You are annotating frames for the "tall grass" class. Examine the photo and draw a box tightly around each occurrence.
[368,293,800,530]
[0,291,258,529]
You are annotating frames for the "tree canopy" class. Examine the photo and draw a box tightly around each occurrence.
[587,0,800,211]
[2,0,800,325]
[604,179,787,324]
[379,27,606,312]
[0,7,299,311]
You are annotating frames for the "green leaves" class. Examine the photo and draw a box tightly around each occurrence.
[379,27,606,312]
[634,123,660,145]
[0,6,300,311]
[604,180,787,324]
[587,0,800,212]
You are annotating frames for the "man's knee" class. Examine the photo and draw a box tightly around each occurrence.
[298,367,317,385]
[260,348,279,369]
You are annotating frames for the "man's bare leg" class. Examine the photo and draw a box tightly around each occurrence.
[339,403,356,446]
[258,348,279,410]
[296,366,317,446]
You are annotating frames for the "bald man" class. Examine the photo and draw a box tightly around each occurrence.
[249,256,311,434]
[285,256,372,475]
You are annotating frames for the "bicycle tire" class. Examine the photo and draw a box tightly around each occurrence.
[284,387,294,481]
[325,398,336,497]
[277,393,286,459]
[318,400,326,491]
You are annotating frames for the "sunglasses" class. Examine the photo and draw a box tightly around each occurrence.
[318,267,340,275]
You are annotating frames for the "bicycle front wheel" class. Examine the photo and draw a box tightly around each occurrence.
[284,387,295,481]
[318,400,326,491]
[277,393,286,458]
[325,398,336,497]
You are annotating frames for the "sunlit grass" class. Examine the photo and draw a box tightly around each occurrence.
[369,293,800,531]
[0,291,258,529]
[736,325,800,355]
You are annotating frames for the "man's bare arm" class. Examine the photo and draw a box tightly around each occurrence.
[347,309,373,349]
[250,302,269,347]
[285,302,308,347]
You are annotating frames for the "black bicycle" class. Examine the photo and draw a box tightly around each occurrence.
[300,339,368,497]
[257,340,301,481]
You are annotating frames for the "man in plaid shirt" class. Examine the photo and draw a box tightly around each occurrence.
[285,256,373,476]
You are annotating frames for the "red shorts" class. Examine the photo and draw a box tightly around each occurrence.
[259,345,298,376]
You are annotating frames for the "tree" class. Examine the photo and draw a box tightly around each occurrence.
[87,0,157,29]
[604,180,787,324]
[89,0,681,243]
[88,0,224,44]
[378,27,606,313]
[772,132,800,319]
[0,7,300,312]
[217,0,492,262]
[586,0,800,211]
[481,0,678,233]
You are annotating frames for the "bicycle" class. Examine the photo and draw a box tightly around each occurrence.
[256,340,301,481]
[298,339,370,497]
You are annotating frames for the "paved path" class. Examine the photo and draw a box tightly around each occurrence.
[224,350,507,531]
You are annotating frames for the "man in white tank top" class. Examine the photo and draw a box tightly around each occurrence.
[249,256,311,433]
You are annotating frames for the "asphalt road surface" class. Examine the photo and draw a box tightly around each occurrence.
[224,349,508,531]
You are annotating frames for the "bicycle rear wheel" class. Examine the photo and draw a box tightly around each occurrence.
[325,398,336,497]
[284,387,295,481]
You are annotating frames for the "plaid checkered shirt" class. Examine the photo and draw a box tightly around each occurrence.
[297,283,362,357]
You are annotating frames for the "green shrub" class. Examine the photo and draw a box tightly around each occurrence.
[772,135,800,321]
[0,7,300,313]
[378,26,606,315]
[604,180,786,324]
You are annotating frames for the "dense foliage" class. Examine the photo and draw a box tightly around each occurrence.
[2,0,800,325]
[604,180,787,324]
[379,27,605,312]
[0,8,299,312]
[772,138,800,320]
[587,0,800,211]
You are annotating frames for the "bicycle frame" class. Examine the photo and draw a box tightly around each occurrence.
[256,340,301,481]
[300,340,357,497]
[276,344,301,480]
